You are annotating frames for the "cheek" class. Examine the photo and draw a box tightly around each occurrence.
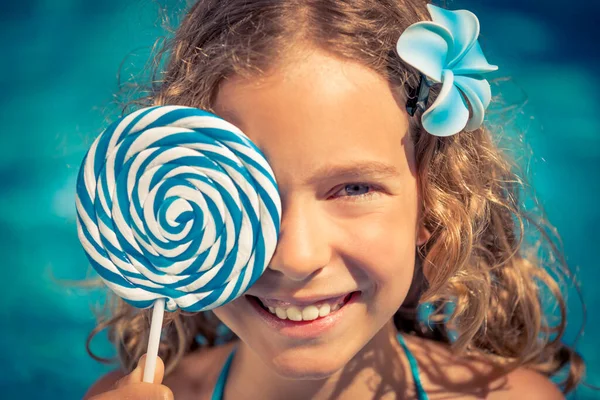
[352,217,415,288]
[336,198,418,308]
[211,297,251,338]
[342,205,417,278]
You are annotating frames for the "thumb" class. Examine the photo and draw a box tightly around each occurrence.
[135,354,166,384]
[116,354,166,388]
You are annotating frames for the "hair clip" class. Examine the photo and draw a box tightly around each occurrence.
[396,4,498,136]
[406,74,433,117]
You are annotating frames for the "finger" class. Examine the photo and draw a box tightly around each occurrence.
[93,383,173,400]
[115,354,166,388]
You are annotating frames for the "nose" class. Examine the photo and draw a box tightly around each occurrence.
[268,198,331,281]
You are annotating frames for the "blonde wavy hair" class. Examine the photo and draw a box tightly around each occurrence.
[86,0,586,394]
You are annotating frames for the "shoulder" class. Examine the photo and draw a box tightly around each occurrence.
[488,367,564,399]
[163,341,237,400]
[402,334,564,399]
[83,369,126,399]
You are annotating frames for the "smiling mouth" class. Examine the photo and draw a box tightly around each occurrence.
[246,292,357,322]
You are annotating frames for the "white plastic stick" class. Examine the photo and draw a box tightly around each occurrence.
[143,298,165,383]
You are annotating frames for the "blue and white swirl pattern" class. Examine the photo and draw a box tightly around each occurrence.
[75,106,281,312]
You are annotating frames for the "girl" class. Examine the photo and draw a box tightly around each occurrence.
[84,0,584,399]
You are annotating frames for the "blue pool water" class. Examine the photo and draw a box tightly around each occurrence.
[0,0,598,398]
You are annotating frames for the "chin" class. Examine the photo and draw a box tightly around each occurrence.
[260,343,351,380]
[270,355,345,380]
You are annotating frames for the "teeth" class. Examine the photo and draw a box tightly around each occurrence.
[287,306,303,321]
[260,296,350,321]
[318,303,330,317]
[302,305,319,321]
[275,307,288,319]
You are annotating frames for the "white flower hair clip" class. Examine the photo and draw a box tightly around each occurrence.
[396,4,498,137]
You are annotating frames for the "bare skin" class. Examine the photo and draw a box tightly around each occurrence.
[85,329,563,399]
[85,48,564,400]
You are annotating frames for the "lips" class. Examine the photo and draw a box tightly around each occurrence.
[245,291,362,339]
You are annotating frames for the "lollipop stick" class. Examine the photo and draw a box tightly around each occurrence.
[143,298,165,383]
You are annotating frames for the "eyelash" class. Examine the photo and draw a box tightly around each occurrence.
[330,183,380,202]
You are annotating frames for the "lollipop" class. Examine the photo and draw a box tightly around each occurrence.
[75,105,281,381]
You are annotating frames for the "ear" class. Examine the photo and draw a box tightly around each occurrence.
[416,224,431,246]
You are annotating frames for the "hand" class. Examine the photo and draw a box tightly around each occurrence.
[88,354,174,400]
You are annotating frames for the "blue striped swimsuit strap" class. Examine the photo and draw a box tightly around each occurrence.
[211,348,235,400]
[211,336,428,400]
[397,333,429,400]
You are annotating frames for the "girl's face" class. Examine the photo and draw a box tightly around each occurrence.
[212,48,428,379]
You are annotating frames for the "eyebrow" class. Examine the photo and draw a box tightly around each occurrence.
[308,161,400,184]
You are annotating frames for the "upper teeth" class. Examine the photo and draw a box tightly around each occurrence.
[263,300,344,321]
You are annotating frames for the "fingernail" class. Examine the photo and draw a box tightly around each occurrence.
[136,354,147,370]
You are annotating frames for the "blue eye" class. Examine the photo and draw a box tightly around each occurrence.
[331,183,378,202]
[342,184,371,196]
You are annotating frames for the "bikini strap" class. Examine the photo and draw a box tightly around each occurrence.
[396,333,429,400]
[211,348,235,400]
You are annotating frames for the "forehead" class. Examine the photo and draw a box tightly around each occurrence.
[213,49,414,183]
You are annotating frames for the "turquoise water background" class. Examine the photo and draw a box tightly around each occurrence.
[1,0,598,398]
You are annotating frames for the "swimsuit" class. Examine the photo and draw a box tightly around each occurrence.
[211,333,429,399]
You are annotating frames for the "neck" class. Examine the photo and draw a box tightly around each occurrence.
[223,320,413,400]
